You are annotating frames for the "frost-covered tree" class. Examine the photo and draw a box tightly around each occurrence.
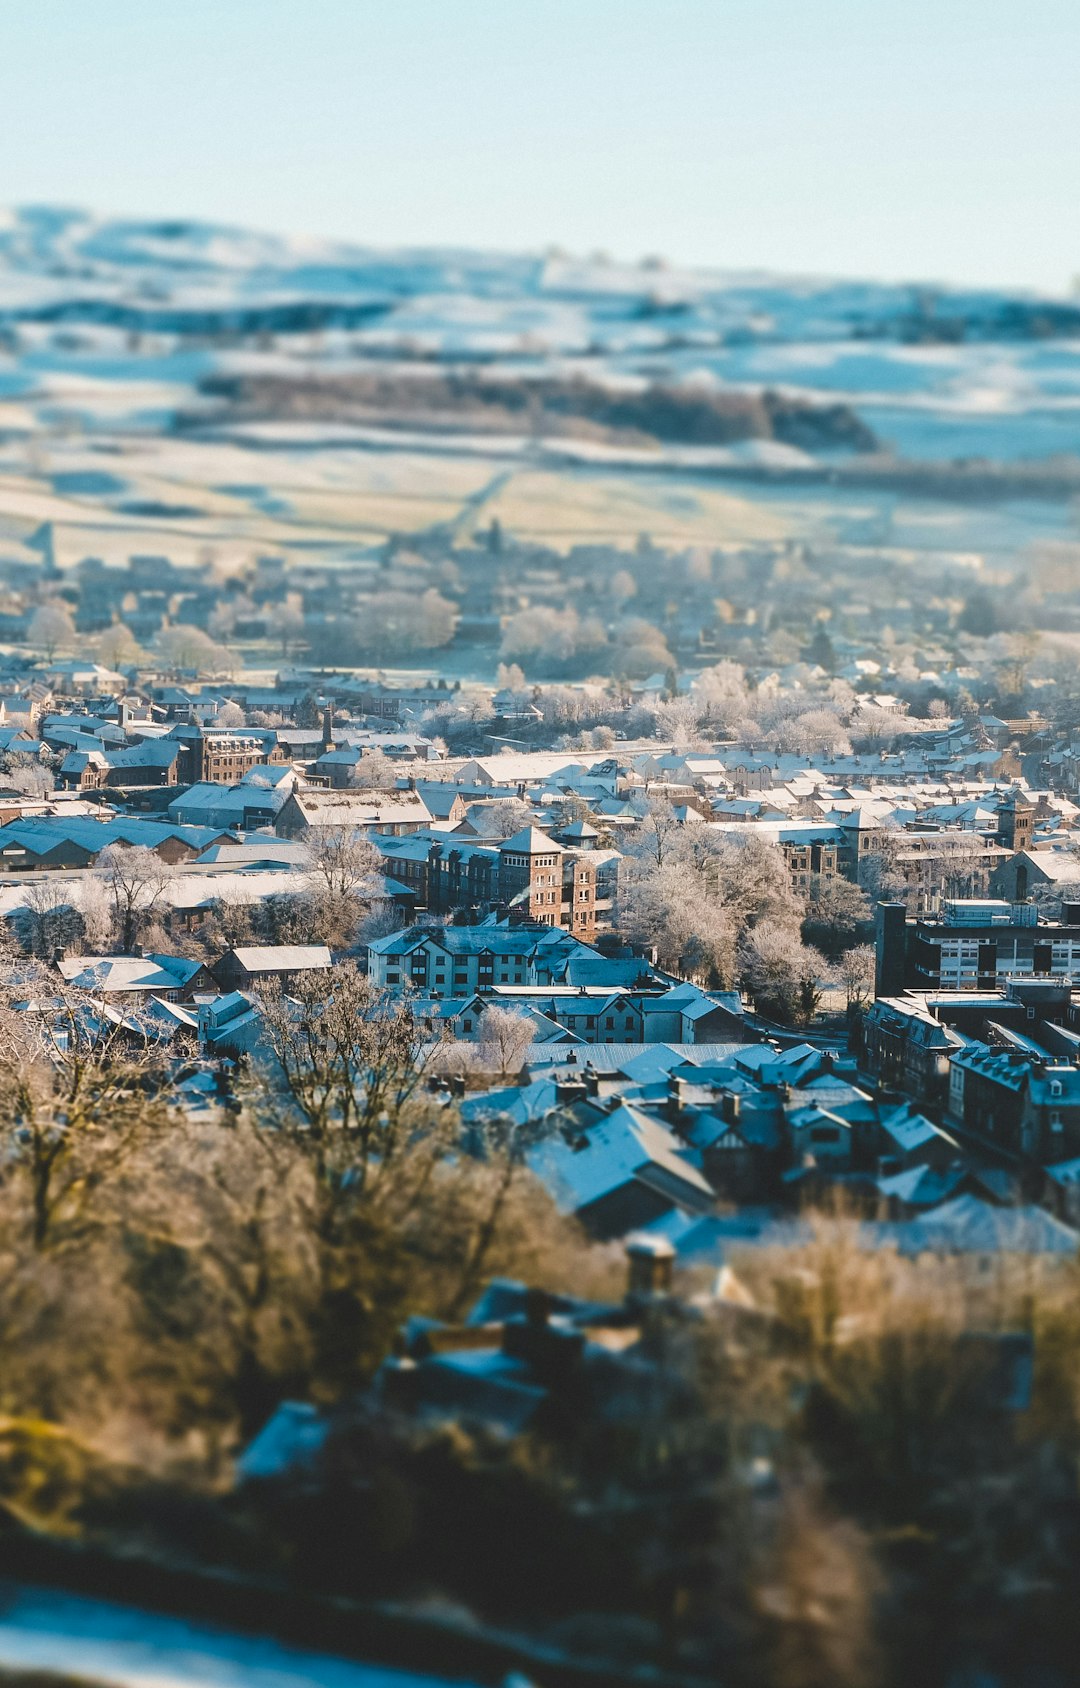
[741,920,826,1026]
[95,845,174,953]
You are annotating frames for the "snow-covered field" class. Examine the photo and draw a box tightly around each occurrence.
[3,207,1080,449]
[0,206,1077,565]
[0,1583,473,1688]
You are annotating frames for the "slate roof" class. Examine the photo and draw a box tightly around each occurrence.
[499,826,564,854]
[0,816,227,855]
[866,996,966,1051]
[58,954,198,994]
[97,739,183,770]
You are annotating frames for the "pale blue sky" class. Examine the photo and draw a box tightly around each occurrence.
[1,0,1076,289]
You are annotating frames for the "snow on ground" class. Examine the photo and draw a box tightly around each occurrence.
[0,1584,473,1688]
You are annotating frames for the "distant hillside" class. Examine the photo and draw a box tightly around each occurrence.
[195,370,878,453]
[1,208,1079,464]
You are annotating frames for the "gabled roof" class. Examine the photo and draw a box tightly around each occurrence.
[877,1163,970,1209]
[224,945,332,974]
[528,1101,714,1215]
[879,1101,954,1155]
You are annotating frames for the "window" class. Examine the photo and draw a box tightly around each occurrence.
[1051,1079,1063,1097]
[462,1019,473,1032]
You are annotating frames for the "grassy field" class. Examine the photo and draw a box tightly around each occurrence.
[0,418,1074,579]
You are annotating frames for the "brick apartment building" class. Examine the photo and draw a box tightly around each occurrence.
[498,826,597,942]
[376,824,598,941]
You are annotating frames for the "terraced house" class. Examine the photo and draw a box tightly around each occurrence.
[367,923,597,995]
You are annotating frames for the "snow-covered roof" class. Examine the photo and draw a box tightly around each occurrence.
[225,945,332,973]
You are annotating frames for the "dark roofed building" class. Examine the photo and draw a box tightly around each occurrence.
[211,944,334,993]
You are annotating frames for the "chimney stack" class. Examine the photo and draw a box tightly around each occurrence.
[625,1233,676,1301]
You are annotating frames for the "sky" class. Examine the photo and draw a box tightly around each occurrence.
[0,0,1077,291]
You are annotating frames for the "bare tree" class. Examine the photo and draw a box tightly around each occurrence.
[937,832,992,900]
[653,695,705,750]
[156,624,233,678]
[253,964,436,1177]
[303,826,380,901]
[347,748,394,789]
[95,844,173,953]
[501,605,589,667]
[0,977,175,1249]
[620,819,801,985]
[496,661,527,693]
[28,602,76,661]
[694,660,751,732]
[740,920,826,1026]
[268,597,305,657]
[476,1005,535,1078]
[850,704,903,751]
[838,943,876,1010]
[214,700,247,728]
[0,752,54,796]
[777,707,853,759]
[802,875,872,958]
[624,795,685,870]
[19,879,81,959]
[76,874,115,952]
[356,900,402,947]
[470,797,534,840]
[95,621,142,668]
[688,830,803,931]
[619,859,737,983]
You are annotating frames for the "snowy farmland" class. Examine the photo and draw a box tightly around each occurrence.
[0,206,1076,576]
